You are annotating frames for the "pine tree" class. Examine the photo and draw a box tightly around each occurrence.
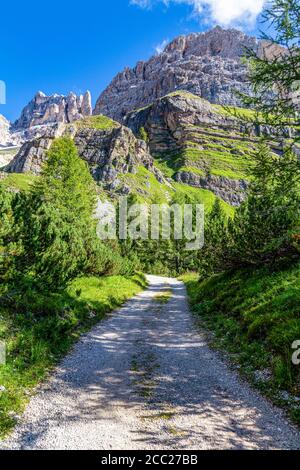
[239,0,300,144]
[0,186,16,281]
[13,137,111,290]
[197,198,229,277]
[226,144,300,268]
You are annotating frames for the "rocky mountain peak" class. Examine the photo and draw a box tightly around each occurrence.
[13,90,92,131]
[93,27,259,122]
[165,26,257,58]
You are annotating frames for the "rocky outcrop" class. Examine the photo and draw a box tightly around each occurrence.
[6,123,67,174]
[125,91,257,150]
[72,124,162,189]
[0,115,22,148]
[94,26,259,122]
[0,91,93,162]
[6,117,165,192]
[13,91,92,131]
[5,91,282,205]
[175,171,248,206]
[125,91,281,205]
[1,90,93,157]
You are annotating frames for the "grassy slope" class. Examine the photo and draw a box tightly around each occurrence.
[0,173,38,191]
[155,138,255,183]
[147,91,260,183]
[120,165,234,216]
[1,168,233,216]
[0,273,147,438]
[181,263,300,425]
[72,115,120,130]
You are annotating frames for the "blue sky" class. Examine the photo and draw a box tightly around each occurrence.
[0,0,266,121]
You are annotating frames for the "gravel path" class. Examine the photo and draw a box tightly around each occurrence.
[2,275,300,450]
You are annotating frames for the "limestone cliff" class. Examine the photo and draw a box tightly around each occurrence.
[13,91,92,131]
[94,27,258,122]
[125,91,281,205]
[6,116,165,194]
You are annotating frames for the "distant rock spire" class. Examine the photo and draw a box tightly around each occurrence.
[82,91,92,116]
[13,90,93,130]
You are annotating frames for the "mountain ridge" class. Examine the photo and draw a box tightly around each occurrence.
[94,26,259,122]
[1,27,282,207]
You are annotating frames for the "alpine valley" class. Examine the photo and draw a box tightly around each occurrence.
[1,9,300,445]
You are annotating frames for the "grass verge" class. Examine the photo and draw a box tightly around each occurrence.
[0,273,147,438]
[180,264,300,426]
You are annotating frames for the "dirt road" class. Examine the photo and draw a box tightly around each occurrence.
[2,275,299,450]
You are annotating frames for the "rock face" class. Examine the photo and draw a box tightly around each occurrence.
[94,26,258,122]
[125,91,280,205]
[73,125,162,189]
[0,114,11,147]
[8,93,281,205]
[0,91,93,164]
[6,123,67,174]
[13,91,92,131]
[7,117,164,193]
[175,172,249,206]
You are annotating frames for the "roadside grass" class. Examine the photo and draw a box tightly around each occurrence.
[180,263,300,425]
[0,273,147,438]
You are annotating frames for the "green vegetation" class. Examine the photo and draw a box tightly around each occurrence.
[191,144,300,281]
[73,115,119,130]
[182,263,300,424]
[239,0,300,137]
[138,127,149,143]
[120,165,171,203]
[182,147,254,180]
[0,138,147,437]
[176,166,205,176]
[119,165,233,215]
[7,138,134,291]
[0,0,298,437]
[0,273,146,438]
[153,129,257,183]
[213,104,259,122]
[0,173,38,191]
[179,0,300,425]
[172,183,234,217]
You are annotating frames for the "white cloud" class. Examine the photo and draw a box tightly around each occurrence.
[130,0,266,28]
[155,39,169,54]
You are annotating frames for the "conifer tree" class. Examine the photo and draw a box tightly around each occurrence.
[14,137,113,290]
[226,144,300,268]
[0,186,16,281]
